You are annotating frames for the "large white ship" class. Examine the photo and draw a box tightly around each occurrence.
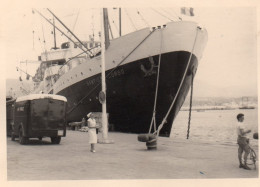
[29,8,207,136]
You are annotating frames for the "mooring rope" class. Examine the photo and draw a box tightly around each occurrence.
[155,27,199,137]
[149,29,163,134]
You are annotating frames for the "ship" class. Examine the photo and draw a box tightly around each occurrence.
[239,97,255,110]
[22,8,208,137]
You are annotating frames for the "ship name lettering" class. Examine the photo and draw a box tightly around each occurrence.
[110,69,124,78]
[86,77,101,86]
[86,69,124,86]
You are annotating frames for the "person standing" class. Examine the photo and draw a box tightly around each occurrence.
[87,112,98,153]
[236,113,251,170]
[81,117,86,127]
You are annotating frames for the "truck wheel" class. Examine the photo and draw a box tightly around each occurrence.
[51,137,61,144]
[19,128,28,145]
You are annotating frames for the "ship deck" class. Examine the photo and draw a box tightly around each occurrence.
[5,130,259,183]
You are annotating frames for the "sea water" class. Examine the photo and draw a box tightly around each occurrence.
[170,109,258,147]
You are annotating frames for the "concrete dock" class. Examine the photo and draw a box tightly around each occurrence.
[6,130,259,181]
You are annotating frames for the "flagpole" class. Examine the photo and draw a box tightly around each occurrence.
[100,8,114,144]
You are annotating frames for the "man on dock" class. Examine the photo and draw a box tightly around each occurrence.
[236,113,251,170]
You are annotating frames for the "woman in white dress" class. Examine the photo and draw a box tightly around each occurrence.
[87,113,98,152]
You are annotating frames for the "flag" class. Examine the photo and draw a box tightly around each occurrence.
[181,7,194,16]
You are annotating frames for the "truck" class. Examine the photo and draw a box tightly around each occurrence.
[6,97,15,136]
[10,94,67,144]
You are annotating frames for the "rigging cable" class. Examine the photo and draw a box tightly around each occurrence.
[47,8,94,56]
[19,62,22,80]
[33,8,93,57]
[91,10,98,40]
[169,8,183,21]
[136,9,150,28]
[67,29,156,115]
[41,21,56,88]
[160,8,180,21]
[71,9,80,37]
[151,8,174,21]
[32,30,35,49]
[108,19,114,39]
[112,19,119,34]
[41,24,46,49]
[63,9,81,62]
[106,10,113,39]
[124,8,137,31]
[110,8,120,36]
[52,44,102,87]
[155,27,199,136]
[37,35,44,53]
[41,23,49,61]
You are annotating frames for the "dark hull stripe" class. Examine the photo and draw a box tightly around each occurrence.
[57,51,198,137]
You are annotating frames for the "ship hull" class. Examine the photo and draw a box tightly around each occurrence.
[40,21,207,137]
[57,51,197,136]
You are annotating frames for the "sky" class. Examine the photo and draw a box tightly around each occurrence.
[0,2,259,98]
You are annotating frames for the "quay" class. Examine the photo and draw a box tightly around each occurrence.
[7,130,258,180]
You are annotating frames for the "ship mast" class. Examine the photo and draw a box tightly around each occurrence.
[119,8,121,36]
[52,17,58,50]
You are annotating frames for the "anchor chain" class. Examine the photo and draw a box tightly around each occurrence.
[187,72,194,139]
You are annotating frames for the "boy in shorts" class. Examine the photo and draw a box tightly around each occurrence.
[236,113,251,170]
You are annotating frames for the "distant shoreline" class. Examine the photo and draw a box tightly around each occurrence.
[180,107,257,111]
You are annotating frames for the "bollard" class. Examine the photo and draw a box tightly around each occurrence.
[138,133,157,150]
[138,134,150,142]
[146,138,157,150]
